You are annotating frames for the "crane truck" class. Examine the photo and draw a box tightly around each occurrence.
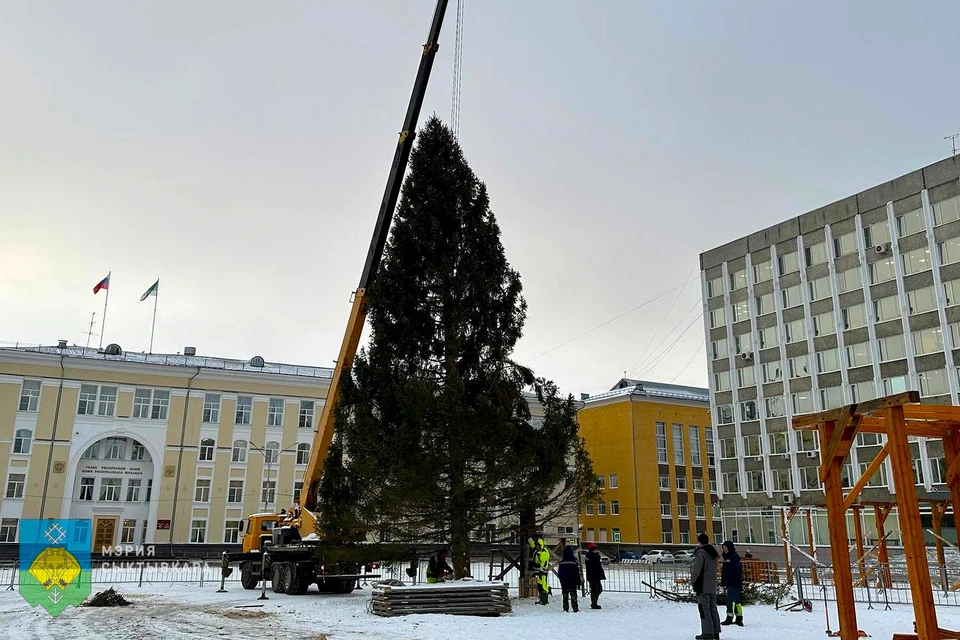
[226,0,450,595]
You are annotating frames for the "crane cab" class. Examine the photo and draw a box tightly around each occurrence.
[240,514,281,554]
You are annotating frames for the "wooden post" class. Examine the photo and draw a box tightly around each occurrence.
[805,507,819,586]
[885,406,939,640]
[930,501,948,592]
[819,420,858,640]
[874,504,893,589]
[942,431,960,596]
[852,505,866,585]
[780,508,793,584]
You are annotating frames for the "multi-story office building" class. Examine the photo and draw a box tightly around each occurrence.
[700,155,960,546]
[577,379,720,547]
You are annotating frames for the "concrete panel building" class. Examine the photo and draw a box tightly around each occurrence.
[700,155,960,547]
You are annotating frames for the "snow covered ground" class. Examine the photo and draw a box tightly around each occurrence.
[3,581,960,639]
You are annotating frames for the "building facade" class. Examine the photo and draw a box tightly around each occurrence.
[0,343,331,553]
[700,155,960,546]
[577,379,720,547]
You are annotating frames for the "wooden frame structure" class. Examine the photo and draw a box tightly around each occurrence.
[793,392,960,640]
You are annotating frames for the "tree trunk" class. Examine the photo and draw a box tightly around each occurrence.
[450,489,471,579]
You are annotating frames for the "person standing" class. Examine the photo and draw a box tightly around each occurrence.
[426,549,454,583]
[691,533,722,640]
[557,545,583,612]
[529,537,552,605]
[720,540,744,627]
[584,542,606,609]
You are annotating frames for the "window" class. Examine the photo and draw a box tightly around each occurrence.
[907,286,937,315]
[662,531,673,544]
[19,379,41,412]
[789,354,809,378]
[705,428,715,465]
[792,392,813,414]
[836,267,862,294]
[678,504,688,518]
[851,381,876,403]
[268,398,284,426]
[730,268,747,291]
[707,277,723,298]
[190,520,207,544]
[228,480,244,503]
[199,438,215,462]
[931,457,948,485]
[695,504,706,519]
[746,471,765,493]
[126,479,141,502]
[762,361,782,383]
[220,520,240,544]
[83,443,99,459]
[874,295,901,322]
[609,473,619,489]
[202,393,221,423]
[78,384,99,415]
[586,528,595,542]
[842,304,867,330]
[723,472,740,493]
[743,435,761,457]
[878,334,906,362]
[720,438,737,459]
[709,307,726,329]
[235,395,253,425]
[131,442,145,460]
[0,519,18,543]
[693,477,704,492]
[819,386,844,409]
[658,475,669,490]
[714,371,731,392]
[737,366,756,388]
[121,519,137,544]
[766,397,786,418]
[772,468,792,492]
[7,473,26,499]
[673,424,684,464]
[816,348,841,373]
[934,196,960,226]
[755,292,775,315]
[297,442,310,465]
[597,475,606,489]
[656,423,667,463]
[740,400,758,422]
[785,318,805,343]
[769,432,790,454]
[612,528,622,543]
[734,333,753,355]
[711,338,728,360]
[945,279,960,306]
[805,241,827,267]
[732,300,750,322]
[813,310,836,336]
[99,477,122,501]
[710,475,718,493]
[586,503,595,516]
[716,404,734,425]
[809,276,831,301]
[781,284,802,309]
[146,479,152,501]
[865,221,891,247]
[298,399,316,429]
[754,261,773,284]
[689,427,701,465]
[677,476,687,490]
[913,327,944,356]
[870,257,897,284]
[261,480,276,505]
[232,440,247,463]
[841,463,855,489]
[920,369,950,397]
[897,208,925,237]
[800,466,821,490]
[293,481,303,503]
[759,326,779,349]
[133,388,169,420]
[79,477,95,501]
[105,437,125,460]
[13,429,31,454]
[194,478,211,502]
[953,322,960,348]
[660,504,671,517]
[265,441,280,465]
[597,501,606,516]
[915,458,925,486]
[834,231,857,258]
[939,238,960,265]
[882,375,911,395]
[779,251,800,275]
[608,500,619,517]
[846,341,872,368]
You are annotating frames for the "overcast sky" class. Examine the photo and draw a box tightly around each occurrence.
[1,1,958,396]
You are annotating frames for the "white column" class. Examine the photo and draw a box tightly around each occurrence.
[721,262,745,499]
[701,271,723,501]
[921,188,960,403]
[769,245,800,496]
[744,252,773,499]
[854,214,884,396]
[796,236,821,409]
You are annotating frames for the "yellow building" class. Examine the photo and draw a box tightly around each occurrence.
[577,379,721,547]
[0,342,330,553]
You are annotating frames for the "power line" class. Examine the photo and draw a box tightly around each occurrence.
[626,268,695,379]
[630,298,702,376]
[450,0,465,138]
[669,341,705,384]
[635,311,704,380]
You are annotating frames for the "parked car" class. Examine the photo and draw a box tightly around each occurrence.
[571,546,612,565]
[615,550,642,562]
[672,549,696,563]
[639,549,676,564]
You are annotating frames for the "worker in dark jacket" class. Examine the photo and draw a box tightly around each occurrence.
[584,542,606,609]
[426,550,453,583]
[690,533,722,640]
[557,545,583,612]
[721,540,744,626]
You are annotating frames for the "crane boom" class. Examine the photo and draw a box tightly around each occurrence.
[299,0,450,519]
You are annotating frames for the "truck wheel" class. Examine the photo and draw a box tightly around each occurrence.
[271,563,285,594]
[240,563,258,590]
[279,563,297,594]
[287,565,310,595]
[330,578,356,594]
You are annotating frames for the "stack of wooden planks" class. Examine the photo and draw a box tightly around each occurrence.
[371,581,512,617]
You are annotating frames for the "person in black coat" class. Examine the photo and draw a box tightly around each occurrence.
[584,542,606,609]
[720,540,744,626]
[557,545,583,612]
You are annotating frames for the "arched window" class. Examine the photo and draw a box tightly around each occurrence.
[232,440,247,463]
[296,442,310,465]
[13,429,31,454]
[265,441,279,464]
[199,438,215,462]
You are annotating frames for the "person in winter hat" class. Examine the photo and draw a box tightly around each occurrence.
[690,532,722,640]
[584,542,606,609]
[720,540,744,626]
[557,545,583,612]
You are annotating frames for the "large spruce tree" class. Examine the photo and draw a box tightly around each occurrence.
[318,116,597,576]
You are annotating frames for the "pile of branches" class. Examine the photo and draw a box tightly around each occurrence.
[83,587,131,607]
[718,582,794,606]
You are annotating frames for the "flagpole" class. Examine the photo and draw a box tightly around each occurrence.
[149,279,158,354]
[99,271,111,350]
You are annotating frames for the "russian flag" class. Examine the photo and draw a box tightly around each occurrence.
[93,274,110,294]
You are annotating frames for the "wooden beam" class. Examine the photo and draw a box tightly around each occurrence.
[903,405,960,422]
[885,405,940,638]
[857,418,959,439]
[806,507,819,586]
[821,410,861,478]
[875,503,893,589]
[852,505,866,585]
[856,391,920,415]
[793,406,852,429]
[842,443,890,510]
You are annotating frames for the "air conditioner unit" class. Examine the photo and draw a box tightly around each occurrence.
[806,451,818,459]
[876,244,889,254]
[780,453,790,460]
[740,351,753,361]
[782,494,795,505]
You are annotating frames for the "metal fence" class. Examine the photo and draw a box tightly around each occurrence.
[0,559,240,589]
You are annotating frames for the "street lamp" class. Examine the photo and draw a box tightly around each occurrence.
[250,441,300,513]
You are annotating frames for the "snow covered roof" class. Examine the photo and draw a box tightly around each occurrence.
[0,343,334,379]
[583,379,709,404]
